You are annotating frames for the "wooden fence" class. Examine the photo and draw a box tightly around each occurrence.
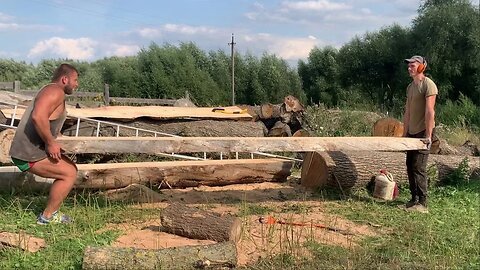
[0,81,178,106]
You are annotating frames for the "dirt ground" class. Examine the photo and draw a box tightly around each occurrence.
[103,179,380,266]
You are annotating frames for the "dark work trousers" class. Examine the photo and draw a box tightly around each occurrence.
[406,130,435,202]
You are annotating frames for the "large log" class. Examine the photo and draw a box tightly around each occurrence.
[372,117,404,137]
[57,136,428,154]
[301,151,480,190]
[161,203,241,243]
[0,159,293,191]
[61,119,267,137]
[82,242,237,270]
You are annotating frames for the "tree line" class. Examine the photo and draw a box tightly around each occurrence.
[0,0,478,126]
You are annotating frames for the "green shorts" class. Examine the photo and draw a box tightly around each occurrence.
[11,157,36,172]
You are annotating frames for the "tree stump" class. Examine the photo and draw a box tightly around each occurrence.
[161,203,241,243]
[372,117,404,137]
[82,242,237,270]
[301,151,480,190]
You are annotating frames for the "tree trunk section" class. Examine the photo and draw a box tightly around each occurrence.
[0,159,293,192]
[267,121,292,137]
[62,119,266,138]
[301,151,480,190]
[372,118,404,137]
[82,242,237,270]
[161,203,241,243]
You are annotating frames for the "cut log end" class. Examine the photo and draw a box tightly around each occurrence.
[161,203,242,243]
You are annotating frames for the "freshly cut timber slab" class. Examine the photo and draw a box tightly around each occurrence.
[57,136,428,154]
[1,105,252,121]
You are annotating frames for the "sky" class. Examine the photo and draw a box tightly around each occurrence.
[1,0,479,66]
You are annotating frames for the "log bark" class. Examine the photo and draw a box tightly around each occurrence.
[161,203,241,243]
[0,128,14,164]
[267,121,292,137]
[61,119,266,138]
[82,242,237,270]
[301,151,480,190]
[57,136,428,154]
[0,159,293,191]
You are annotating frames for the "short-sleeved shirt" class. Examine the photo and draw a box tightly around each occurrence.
[406,77,438,134]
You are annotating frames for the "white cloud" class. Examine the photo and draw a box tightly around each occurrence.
[281,0,351,11]
[0,12,15,22]
[0,23,20,30]
[137,24,219,39]
[105,44,140,57]
[28,37,97,60]
[241,34,323,61]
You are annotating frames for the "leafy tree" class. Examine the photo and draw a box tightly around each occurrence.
[412,0,480,105]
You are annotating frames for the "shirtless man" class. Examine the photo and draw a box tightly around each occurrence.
[9,63,79,224]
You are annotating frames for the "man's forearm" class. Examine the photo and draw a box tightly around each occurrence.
[32,116,55,146]
[424,111,435,138]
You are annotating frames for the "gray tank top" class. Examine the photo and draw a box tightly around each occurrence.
[9,89,67,162]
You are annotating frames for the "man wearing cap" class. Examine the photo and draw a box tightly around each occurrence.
[401,55,438,213]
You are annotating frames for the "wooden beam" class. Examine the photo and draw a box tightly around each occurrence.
[1,105,252,121]
[57,136,428,154]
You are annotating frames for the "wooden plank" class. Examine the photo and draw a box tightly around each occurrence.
[1,105,252,121]
[57,136,428,153]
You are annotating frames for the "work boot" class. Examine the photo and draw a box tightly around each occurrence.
[406,198,428,213]
[398,196,418,209]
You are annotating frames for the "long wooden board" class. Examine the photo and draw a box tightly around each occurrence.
[56,136,428,154]
[0,105,252,121]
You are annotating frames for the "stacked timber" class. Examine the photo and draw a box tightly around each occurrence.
[240,95,310,137]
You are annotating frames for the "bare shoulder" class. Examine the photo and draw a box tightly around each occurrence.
[37,84,64,100]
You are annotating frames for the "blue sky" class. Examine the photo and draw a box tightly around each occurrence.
[1,0,478,65]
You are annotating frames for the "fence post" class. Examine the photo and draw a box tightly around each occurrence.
[13,81,21,93]
[103,84,110,106]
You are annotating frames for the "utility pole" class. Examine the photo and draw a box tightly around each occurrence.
[228,33,236,105]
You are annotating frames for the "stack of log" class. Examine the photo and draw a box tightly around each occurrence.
[240,95,310,137]
[83,203,239,269]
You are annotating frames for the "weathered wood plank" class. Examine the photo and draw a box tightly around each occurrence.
[57,136,428,154]
[1,105,252,121]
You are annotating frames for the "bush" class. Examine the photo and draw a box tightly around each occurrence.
[437,94,479,130]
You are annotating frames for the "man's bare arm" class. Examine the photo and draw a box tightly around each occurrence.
[424,95,436,139]
[402,98,410,137]
[31,86,64,160]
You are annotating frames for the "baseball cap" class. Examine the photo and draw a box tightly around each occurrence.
[404,55,425,64]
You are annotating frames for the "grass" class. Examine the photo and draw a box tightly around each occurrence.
[0,192,160,270]
[1,178,477,269]
[243,180,480,270]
